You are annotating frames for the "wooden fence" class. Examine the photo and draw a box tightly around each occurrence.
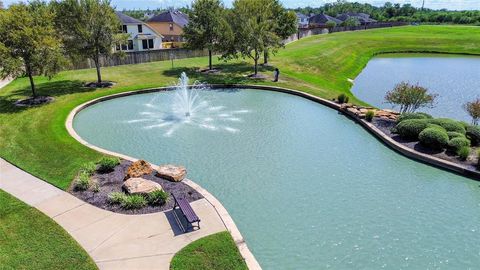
[70,48,210,70]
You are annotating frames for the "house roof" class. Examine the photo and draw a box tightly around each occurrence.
[296,13,309,20]
[336,12,377,23]
[309,13,342,25]
[116,11,143,24]
[147,10,189,28]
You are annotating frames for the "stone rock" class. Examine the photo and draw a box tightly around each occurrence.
[125,160,153,180]
[156,164,187,182]
[123,178,162,195]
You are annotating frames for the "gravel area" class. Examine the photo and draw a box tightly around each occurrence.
[372,118,479,171]
[71,160,203,215]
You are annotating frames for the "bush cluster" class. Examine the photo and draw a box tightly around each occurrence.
[466,125,480,146]
[447,131,465,140]
[418,126,449,149]
[429,118,466,134]
[97,156,120,173]
[394,119,430,139]
[396,112,432,123]
[108,188,169,210]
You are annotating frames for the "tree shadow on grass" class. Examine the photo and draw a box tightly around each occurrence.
[0,79,95,114]
[162,62,276,85]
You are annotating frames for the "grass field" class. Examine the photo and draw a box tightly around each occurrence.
[0,190,97,269]
[170,231,247,270]
[0,25,479,269]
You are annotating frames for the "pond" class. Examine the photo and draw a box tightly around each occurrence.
[351,54,480,122]
[73,88,480,269]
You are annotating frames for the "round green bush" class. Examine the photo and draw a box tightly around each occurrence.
[448,137,471,152]
[394,119,430,139]
[429,118,466,134]
[418,127,449,149]
[365,110,375,122]
[447,131,465,140]
[397,112,433,123]
[457,146,470,161]
[466,125,480,146]
[97,156,120,173]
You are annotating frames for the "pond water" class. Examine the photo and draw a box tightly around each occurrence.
[351,54,480,122]
[74,89,480,269]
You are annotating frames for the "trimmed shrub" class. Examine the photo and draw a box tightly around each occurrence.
[447,131,465,140]
[397,112,432,123]
[448,137,471,152]
[394,119,430,139]
[458,146,470,161]
[97,156,120,173]
[337,93,347,104]
[466,125,480,146]
[108,192,127,204]
[365,110,375,122]
[429,118,466,134]
[74,171,90,191]
[121,194,147,209]
[147,189,169,206]
[418,126,449,149]
[79,162,96,176]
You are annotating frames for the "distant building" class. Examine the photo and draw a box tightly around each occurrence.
[336,12,377,25]
[115,11,163,52]
[296,13,309,28]
[146,10,189,43]
[308,13,342,28]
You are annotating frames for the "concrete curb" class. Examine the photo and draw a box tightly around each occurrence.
[65,87,262,270]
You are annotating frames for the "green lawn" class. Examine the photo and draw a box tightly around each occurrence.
[1,25,479,191]
[170,231,247,270]
[0,24,479,269]
[0,190,97,270]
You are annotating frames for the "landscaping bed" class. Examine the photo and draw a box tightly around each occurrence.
[372,118,479,172]
[70,159,203,215]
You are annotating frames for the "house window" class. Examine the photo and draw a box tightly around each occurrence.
[138,24,143,33]
[169,23,173,31]
[121,43,127,51]
[116,44,121,51]
[122,25,127,33]
[128,40,134,50]
[142,39,154,49]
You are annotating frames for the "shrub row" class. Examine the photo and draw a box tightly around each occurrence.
[108,189,169,210]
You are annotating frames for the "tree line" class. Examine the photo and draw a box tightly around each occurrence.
[295,0,480,25]
[0,0,295,98]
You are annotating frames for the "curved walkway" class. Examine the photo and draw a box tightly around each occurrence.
[0,158,228,269]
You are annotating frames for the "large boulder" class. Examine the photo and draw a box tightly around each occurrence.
[122,178,162,195]
[125,160,153,180]
[156,165,187,182]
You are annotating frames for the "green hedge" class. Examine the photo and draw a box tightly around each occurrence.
[397,112,433,123]
[466,125,480,145]
[394,119,430,139]
[448,137,471,152]
[429,118,466,134]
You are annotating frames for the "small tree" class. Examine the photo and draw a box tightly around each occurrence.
[183,0,231,71]
[325,21,337,29]
[385,82,437,113]
[342,17,360,27]
[464,98,480,125]
[0,1,65,98]
[54,0,125,85]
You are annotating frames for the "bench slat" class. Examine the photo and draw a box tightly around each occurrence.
[175,196,200,223]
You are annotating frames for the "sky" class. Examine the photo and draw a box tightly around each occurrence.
[2,0,479,10]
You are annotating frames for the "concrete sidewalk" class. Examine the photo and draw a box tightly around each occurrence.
[0,158,226,270]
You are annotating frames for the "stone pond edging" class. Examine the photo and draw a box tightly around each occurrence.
[66,83,480,269]
[66,88,262,270]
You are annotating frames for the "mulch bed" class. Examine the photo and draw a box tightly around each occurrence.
[372,118,479,171]
[84,81,115,88]
[14,96,54,107]
[70,160,203,215]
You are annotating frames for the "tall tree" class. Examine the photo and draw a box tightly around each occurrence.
[0,1,65,98]
[54,0,125,85]
[183,0,231,70]
[263,2,297,64]
[227,0,276,76]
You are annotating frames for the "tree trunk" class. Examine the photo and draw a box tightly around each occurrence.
[26,65,36,98]
[208,49,212,70]
[94,57,102,84]
[254,50,258,75]
[263,50,268,65]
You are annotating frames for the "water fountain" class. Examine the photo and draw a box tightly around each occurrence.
[127,72,250,137]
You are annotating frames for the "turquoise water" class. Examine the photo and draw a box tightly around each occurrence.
[74,89,480,269]
[351,54,480,122]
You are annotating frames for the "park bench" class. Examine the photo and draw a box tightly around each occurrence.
[172,193,201,232]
